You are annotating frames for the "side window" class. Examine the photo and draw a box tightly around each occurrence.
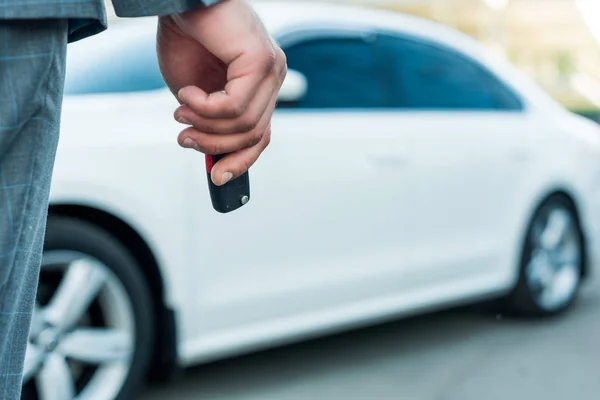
[377,34,523,110]
[281,36,389,108]
[64,34,166,95]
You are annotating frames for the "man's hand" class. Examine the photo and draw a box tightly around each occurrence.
[157,0,286,186]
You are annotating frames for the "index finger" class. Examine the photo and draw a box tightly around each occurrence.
[211,125,272,185]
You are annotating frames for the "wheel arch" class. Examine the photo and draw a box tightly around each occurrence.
[526,189,589,279]
[47,204,179,381]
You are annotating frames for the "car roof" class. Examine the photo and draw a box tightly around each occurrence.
[69,1,484,60]
[252,1,486,58]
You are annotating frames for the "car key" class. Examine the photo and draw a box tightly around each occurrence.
[205,153,250,213]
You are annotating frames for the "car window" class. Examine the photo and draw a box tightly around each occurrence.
[377,33,523,110]
[281,36,390,109]
[64,33,166,95]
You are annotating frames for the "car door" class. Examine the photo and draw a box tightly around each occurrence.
[191,28,427,335]
[372,32,537,287]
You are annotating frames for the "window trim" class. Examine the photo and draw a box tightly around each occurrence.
[276,24,389,110]
[374,29,525,112]
[275,24,526,112]
[276,23,378,50]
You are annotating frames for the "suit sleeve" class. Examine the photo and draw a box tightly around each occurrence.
[111,0,224,18]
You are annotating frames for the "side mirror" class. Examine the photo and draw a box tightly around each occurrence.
[277,69,307,104]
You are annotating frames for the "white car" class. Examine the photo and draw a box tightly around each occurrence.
[23,1,600,399]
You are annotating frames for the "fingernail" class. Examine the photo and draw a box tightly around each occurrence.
[177,116,191,125]
[181,138,198,150]
[221,172,233,185]
[177,88,187,103]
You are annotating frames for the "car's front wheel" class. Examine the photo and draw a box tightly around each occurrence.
[21,217,154,400]
[506,196,585,316]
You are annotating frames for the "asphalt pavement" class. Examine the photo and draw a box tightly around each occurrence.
[141,276,600,400]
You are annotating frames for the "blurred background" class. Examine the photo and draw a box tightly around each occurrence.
[104,0,600,120]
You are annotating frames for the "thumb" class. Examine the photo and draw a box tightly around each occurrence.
[211,127,271,186]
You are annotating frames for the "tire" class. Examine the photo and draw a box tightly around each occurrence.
[504,196,585,317]
[22,216,154,400]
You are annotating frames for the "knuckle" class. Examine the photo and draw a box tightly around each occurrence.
[210,141,226,155]
[281,61,288,77]
[263,127,272,145]
[197,123,217,134]
[196,139,222,155]
[242,157,252,173]
[278,48,287,69]
[224,101,246,118]
[278,66,288,87]
[236,115,259,133]
[275,50,287,83]
[247,131,263,147]
[260,46,277,74]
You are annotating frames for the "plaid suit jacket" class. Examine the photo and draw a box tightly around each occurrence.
[0,0,224,42]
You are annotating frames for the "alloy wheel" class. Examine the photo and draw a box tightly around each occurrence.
[22,250,135,400]
[525,206,582,312]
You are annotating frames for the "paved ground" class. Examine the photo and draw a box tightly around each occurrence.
[141,276,600,400]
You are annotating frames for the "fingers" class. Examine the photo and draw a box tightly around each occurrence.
[178,72,281,185]
[177,46,276,119]
[176,114,264,156]
[176,67,278,153]
[166,0,287,186]
[175,58,282,134]
[209,125,271,186]
[177,45,285,120]
[173,0,286,120]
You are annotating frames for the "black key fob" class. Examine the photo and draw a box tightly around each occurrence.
[205,154,250,214]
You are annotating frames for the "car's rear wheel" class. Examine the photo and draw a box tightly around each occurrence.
[21,217,154,400]
[506,196,584,316]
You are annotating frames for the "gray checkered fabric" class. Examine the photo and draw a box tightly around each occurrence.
[0,0,224,43]
[0,19,69,399]
[0,1,225,398]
